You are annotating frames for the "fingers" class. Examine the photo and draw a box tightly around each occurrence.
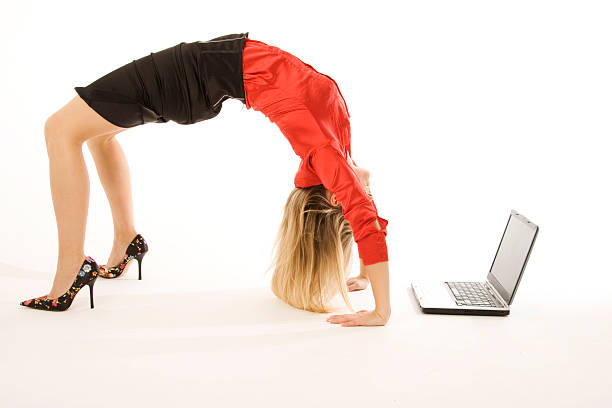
[326,314,353,324]
[346,277,366,292]
[326,310,369,326]
[346,279,360,292]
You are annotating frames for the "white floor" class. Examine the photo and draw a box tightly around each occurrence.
[3,0,612,405]
[1,260,610,407]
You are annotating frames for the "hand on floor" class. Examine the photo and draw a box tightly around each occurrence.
[326,309,389,327]
[346,276,369,291]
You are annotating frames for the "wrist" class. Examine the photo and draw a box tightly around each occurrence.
[374,306,391,321]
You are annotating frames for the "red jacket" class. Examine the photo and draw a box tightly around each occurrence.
[242,38,389,265]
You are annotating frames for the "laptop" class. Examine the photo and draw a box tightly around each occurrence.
[411,210,539,316]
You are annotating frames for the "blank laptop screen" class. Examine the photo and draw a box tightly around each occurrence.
[488,215,537,303]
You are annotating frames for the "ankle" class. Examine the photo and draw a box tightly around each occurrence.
[57,252,87,266]
[113,230,138,243]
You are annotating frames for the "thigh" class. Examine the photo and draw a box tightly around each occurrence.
[48,95,127,143]
[86,127,125,148]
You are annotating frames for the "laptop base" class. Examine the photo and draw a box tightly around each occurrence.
[410,283,510,317]
[420,306,509,316]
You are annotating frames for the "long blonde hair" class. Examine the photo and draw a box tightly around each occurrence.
[265,184,355,313]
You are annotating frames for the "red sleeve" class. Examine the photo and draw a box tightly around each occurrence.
[307,143,389,265]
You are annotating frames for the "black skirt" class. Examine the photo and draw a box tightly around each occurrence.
[74,32,249,128]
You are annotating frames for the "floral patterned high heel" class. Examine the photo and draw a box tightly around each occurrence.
[20,256,99,311]
[99,233,148,280]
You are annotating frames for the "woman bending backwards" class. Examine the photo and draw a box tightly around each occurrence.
[19,33,390,327]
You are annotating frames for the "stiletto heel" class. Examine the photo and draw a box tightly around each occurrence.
[99,233,149,279]
[88,280,95,308]
[20,256,100,312]
[136,253,144,280]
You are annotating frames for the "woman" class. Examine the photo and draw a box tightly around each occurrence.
[19,32,391,327]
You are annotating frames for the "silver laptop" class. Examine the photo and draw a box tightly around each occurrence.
[411,210,539,316]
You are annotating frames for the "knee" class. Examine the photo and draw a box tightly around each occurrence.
[44,112,82,147]
[44,113,62,145]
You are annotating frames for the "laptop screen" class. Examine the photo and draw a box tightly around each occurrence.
[487,212,538,305]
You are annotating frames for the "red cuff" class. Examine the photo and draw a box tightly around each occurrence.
[357,231,388,265]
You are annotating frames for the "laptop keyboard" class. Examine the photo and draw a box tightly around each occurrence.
[446,282,501,307]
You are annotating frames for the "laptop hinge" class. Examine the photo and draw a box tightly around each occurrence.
[485,281,509,308]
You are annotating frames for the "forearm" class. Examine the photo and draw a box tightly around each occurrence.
[364,260,390,320]
[358,257,368,279]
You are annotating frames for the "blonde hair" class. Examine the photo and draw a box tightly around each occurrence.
[265,184,355,313]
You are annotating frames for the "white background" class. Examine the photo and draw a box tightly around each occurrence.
[0,1,610,407]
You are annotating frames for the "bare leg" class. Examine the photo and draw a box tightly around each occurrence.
[86,132,138,267]
[43,95,126,299]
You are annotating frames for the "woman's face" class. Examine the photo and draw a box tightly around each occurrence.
[326,153,373,206]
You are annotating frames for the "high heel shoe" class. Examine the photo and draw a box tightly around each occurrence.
[99,233,148,280]
[20,256,99,311]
